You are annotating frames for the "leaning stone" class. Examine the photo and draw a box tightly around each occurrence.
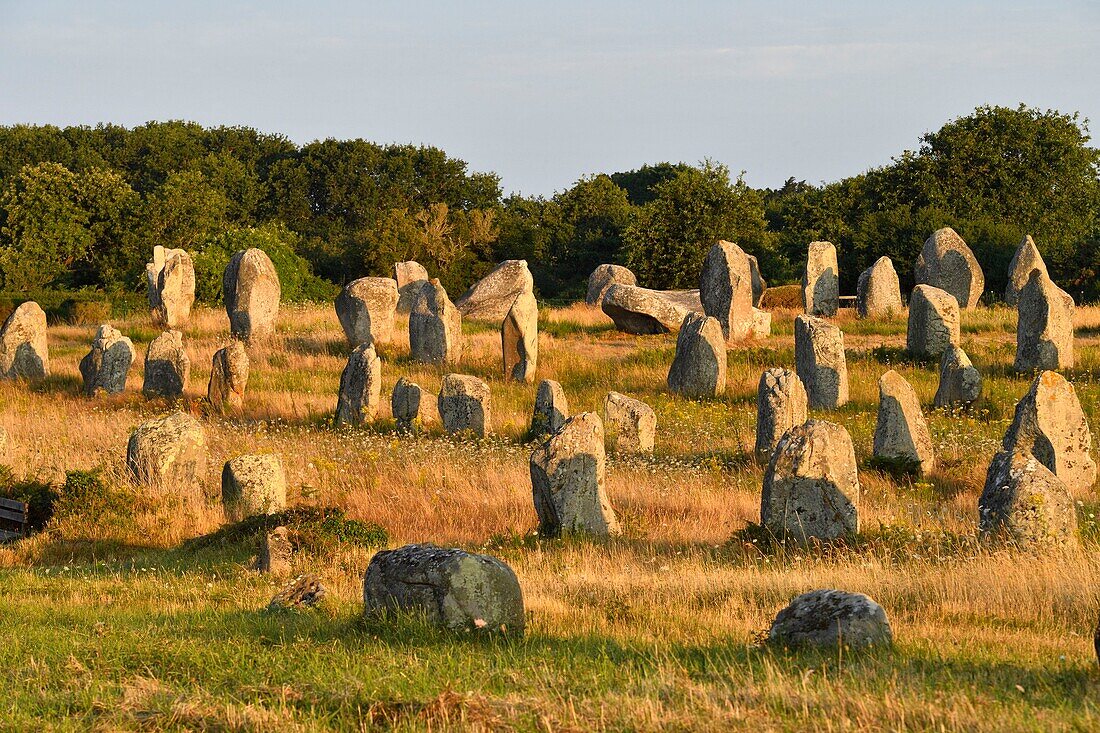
[603,392,656,454]
[751,308,772,338]
[256,526,293,574]
[363,544,524,635]
[79,324,134,396]
[933,344,982,408]
[395,260,430,313]
[269,574,327,610]
[768,589,892,649]
[601,284,689,335]
[392,377,436,431]
[502,290,538,383]
[126,412,206,502]
[222,454,287,522]
[802,241,839,316]
[334,343,382,427]
[587,264,636,306]
[748,254,767,307]
[531,379,570,439]
[143,330,190,398]
[0,302,49,379]
[915,227,984,309]
[223,248,281,342]
[438,374,491,437]
[794,315,848,409]
[761,419,860,541]
[455,260,534,321]
[1002,371,1096,494]
[207,340,249,413]
[755,368,808,463]
[1014,270,1074,372]
[873,370,935,476]
[667,312,726,398]
[700,240,755,343]
[409,279,463,365]
[856,256,903,319]
[335,277,399,347]
[530,412,620,537]
[1006,235,1049,306]
[979,450,1077,547]
[147,246,196,329]
[906,285,960,358]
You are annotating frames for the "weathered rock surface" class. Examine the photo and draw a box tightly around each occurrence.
[409,279,463,365]
[0,302,49,379]
[979,450,1077,547]
[794,315,848,409]
[438,374,491,437]
[700,240,755,343]
[586,264,636,306]
[748,254,767,307]
[933,344,982,408]
[660,289,703,311]
[531,379,570,439]
[269,574,327,609]
[391,376,436,431]
[223,248,281,341]
[79,324,134,395]
[395,260,430,313]
[363,544,524,635]
[1006,235,1049,306]
[222,454,287,522]
[802,241,839,316]
[604,392,656,454]
[768,589,892,648]
[143,330,190,398]
[906,285,960,358]
[755,368,809,463]
[334,343,381,427]
[667,312,726,398]
[502,290,538,382]
[601,284,689,335]
[856,256,903,319]
[761,419,860,541]
[335,277,399,347]
[873,370,935,476]
[1002,371,1096,493]
[256,526,293,574]
[455,260,534,321]
[1015,270,1074,372]
[915,227,984,309]
[530,412,620,537]
[126,412,206,501]
[207,340,249,413]
[147,246,196,329]
[751,307,772,338]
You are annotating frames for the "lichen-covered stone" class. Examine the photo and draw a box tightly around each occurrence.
[256,526,293,574]
[0,302,49,379]
[147,246,196,329]
[933,344,982,408]
[700,240,755,343]
[223,248,281,342]
[768,589,892,648]
[603,392,656,454]
[873,370,935,476]
[438,374,491,437]
[751,308,771,338]
[531,379,570,439]
[126,412,206,502]
[856,256,903,319]
[755,368,809,463]
[207,340,249,413]
[667,312,726,398]
[979,450,1077,547]
[915,227,984,309]
[335,277,399,347]
[587,264,636,306]
[601,284,690,335]
[79,324,134,395]
[906,285,960,358]
[794,315,848,409]
[1005,235,1049,306]
[222,454,287,522]
[269,574,326,609]
[455,260,534,321]
[334,343,381,427]
[802,241,839,316]
[143,330,190,398]
[395,260,430,313]
[1015,270,1074,372]
[409,279,463,365]
[392,376,436,431]
[502,290,538,382]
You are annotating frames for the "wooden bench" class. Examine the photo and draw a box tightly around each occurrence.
[0,497,28,543]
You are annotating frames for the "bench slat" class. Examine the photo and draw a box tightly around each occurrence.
[0,507,26,524]
[0,497,27,512]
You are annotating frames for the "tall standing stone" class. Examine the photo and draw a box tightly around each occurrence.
[530,412,620,537]
[667,312,726,398]
[143,330,190,398]
[700,240,755,343]
[0,302,49,379]
[979,450,1077,547]
[79,324,134,396]
[1014,270,1074,372]
[223,248,281,342]
[335,277,399,347]
[395,260,429,313]
[587,264,636,306]
[906,285,960,358]
[222,454,287,522]
[207,340,249,413]
[748,254,767,307]
[915,227,984,309]
[802,241,839,316]
[755,368,809,463]
[856,256,903,319]
[438,374,491,437]
[409,279,463,365]
[794,315,848,409]
[933,344,982,408]
[873,370,935,476]
[391,376,435,431]
[761,419,860,541]
[147,246,196,329]
[126,411,207,503]
[334,343,382,427]
[502,290,538,383]
[531,379,570,438]
[1002,370,1096,494]
[455,260,534,321]
[1005,235,1049,306]
[603,392,656,454]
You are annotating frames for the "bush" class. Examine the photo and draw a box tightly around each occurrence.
[759,283,802,309]
[183,506,388,554]
[54,469,133,522]
[60,298,111,325]
[0,290,145,324]
[0,465,59,532]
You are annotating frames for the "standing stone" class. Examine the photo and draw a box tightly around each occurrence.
[395,261,430,314]
[761,419,860,541]
[906,285,960,358]
[0,302,49,379]
[751,308,772,338]
[334,343,382,427]
[222,454,287,522]
[603,392,656,454]
[979,450,1077,547]
[1014,270,1074,372]
[793,315,848,410]
[1002,371,1096,493]
[915,227,984,309]
[1006,235,1049,306]
[667,312,726,398]
[207,340,249,413]
[755,368,809,463]
[391,377,435,431]
[79,324,135,396]
[601,284,690,335]
[933,344,982,408]
[146,246,196,329]
[438,374,491,437]
[802,241,839,316]
[700,240,755,343]
[587,264,636,306]
[530,412,620,537]
[335,277,399,347]
[363,544,525,635]
[873,370,935,476]
[502,290,538,383]
[409,279,462,365]
[748,254,767,307]
[126,412,207,502]
[768,590,892,649]
[256,526,293,574]
[856,256,903,319]
[223,248,281,342]
[143,330,190,398]
[455,260,534,321]
[531,379,570,439]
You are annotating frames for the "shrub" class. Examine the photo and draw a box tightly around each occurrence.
[759,283,802,309]
[183,506,388,554]
[54,469,134,522]
[0,465,59,532]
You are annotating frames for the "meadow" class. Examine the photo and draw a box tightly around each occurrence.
[1,300,1099,731]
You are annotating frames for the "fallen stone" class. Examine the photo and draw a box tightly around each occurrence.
[979,450,1077,547]
[933,344,982,408]
[502,290,538,382]
[531,379,570,439]
[768,589,892,648]
[1005,235,1049,306]
[79,324,134,395]
[1015,270,1074,372]
[802,241,839,316]
[794,315,848,409]
[223,248,281,341]
[873,370,935,476]
[906,285,960,358]
[143,330,190,398]
[603,392,656,454]
[269,574,327,610]
[207,340,249,413]
[455,260,534,321]
[601,284,689,335]
[0,302,49,379]
[915,227,984,309]
[335,277,399,347]
[755,368,809,463]
[700,240,755,342]
[334,343,382,427]
[856,256,903,319]
[667,312,726,398]
[438,374,491,437]
[586,264,636,306]
[222,454,287,522]
[409,279,463,365]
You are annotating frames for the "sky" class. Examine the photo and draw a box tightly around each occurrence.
[1,1,1098,196]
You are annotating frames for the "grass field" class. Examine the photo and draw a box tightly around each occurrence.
[1,300,1099,731]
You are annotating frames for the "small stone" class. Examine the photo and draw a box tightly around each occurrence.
[438,374,491,437]
[207,340,249,413]
[755,368,808,463]
[269,574,327,610]
[142,330,190,398]
[455,260,534,321]
[395,261,430,313]
[223,248,281,342]
[531,379,569,439]
[700,240,755,343]
[587,264,636,306]
[979,450,1077,547]
[147,246,196,329]
[856,256,903,319]
[933,344,982,408]
[222,454,287,522]
[126,412,207,503]
[601,284,690,335]
[334,343,382,427]
[794,315,848,409]
[392,377,436,431]
[335,277,399,347]
[802,241,839,316]
[79,324,134,395]
[603,392,656,454]
[1005,235,1049,306]
[667,312,726,398]
[502,290,538,382]
[873,370,935,476]
[768,589,892,649]
[256,526,293,574]
[1015,270,1074,372]
[915,227,984,309]
[751,308,772,338]
[906,285,960,358]
[409,279,463,365]
[0,302,49,379]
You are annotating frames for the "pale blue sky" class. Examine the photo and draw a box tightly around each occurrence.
[1,1,1098,195]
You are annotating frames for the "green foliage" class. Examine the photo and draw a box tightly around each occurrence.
[182,506,388,554]
[54,469,133,522]
[0,465,58,531]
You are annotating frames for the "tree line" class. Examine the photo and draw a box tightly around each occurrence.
[0,104,1097,304]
